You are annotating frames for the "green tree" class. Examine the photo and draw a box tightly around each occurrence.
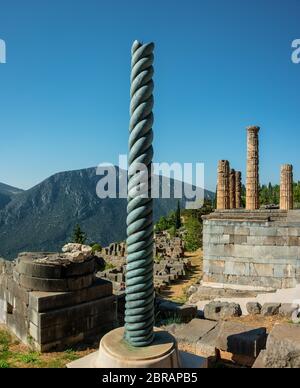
[155,216,170,232]
[175,201,182,229]
[72,224,87,244]
[184,216,202,252]
[91,243,102,254]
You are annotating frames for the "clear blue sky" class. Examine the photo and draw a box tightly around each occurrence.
[0,0,299,191]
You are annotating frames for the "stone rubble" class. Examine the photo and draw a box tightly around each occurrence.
[98,232,189,294]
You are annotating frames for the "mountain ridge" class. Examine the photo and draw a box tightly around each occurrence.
[0,167,214,259]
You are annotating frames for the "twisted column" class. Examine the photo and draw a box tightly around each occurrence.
[246,126,260,210]
[217,160,230,210]
[124,41,155,347]
[280,164,294,210]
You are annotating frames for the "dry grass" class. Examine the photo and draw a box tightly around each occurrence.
[229,314,289,333]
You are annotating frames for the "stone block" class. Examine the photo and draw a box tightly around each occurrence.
[250,263,274,278]
[6,277,29,305]
[7,311,29,344]
[246,302,262,315]
[0,299,6,324]
[224,261,249,277]
[258,323,300,368]
[29,278,112,312]
[233,235,248,244]
[199,321,267,358]
[19,273,94,292]
[274,264,295,279]
[158,301,197,323]
[208,260,225,274]
[30,295,116,329]
[175,319,217,344]
[261,303,281,317]
[204,301,242,321]
[234,227,250,236]
[279,304,299,318]
[29,298,116,344]
[249,227,278,237]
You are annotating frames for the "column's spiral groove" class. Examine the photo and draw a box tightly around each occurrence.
[124,40,155,347]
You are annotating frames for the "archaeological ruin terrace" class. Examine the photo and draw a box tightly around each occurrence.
[203,126,300,290]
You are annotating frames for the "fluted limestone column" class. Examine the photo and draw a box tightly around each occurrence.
[229,169,236,209]
[235,171,242,209]
[246,126,260,210]
[217,160,230,210]
[280,164,294,210]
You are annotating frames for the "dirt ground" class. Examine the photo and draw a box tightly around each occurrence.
[158,249,203,303]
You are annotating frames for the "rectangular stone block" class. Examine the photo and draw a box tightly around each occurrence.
[274,264,296,279]
[6,277,29,305]
[29,299,116,344]
[249,227,278,237]
[263,236,284,246]
[208,261,225,274]
[233,235,248,244]
[224,261,250,277]
[7,311,29,344]
[287,228,300,237]
[250,263,274,277]
[30,295,116,329]
[0,299,6,324]
[223,226,235,234]
[234,227,250,236]
[287,237,300,246]
[199,321,267,358]
[246,236,266,246]
[29,278,112,312]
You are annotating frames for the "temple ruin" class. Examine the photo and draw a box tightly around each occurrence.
[246,126,260,210]
[280,164,294,211]
[235,171,242,209]
[203,126,300,290]
[217,160,230,210]
[229,169,236,209]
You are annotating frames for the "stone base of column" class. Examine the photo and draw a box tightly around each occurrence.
[67,327,181,368]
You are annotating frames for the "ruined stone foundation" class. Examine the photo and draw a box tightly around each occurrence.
[0,252,116,352]
[202,210,300,290]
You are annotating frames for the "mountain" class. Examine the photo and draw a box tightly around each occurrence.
[0,183,23,210]
[0,168,214,259]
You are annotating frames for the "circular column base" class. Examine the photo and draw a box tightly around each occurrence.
[95,327,180,368]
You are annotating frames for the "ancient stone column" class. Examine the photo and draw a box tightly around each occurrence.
[246,126,260,210]
[280,164,294,210]
[229,169,236,209]
[217,160,230,210]
[235,171,242,208]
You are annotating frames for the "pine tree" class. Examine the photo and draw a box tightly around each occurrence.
[175,201,182,229]
[72,224,87,244]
